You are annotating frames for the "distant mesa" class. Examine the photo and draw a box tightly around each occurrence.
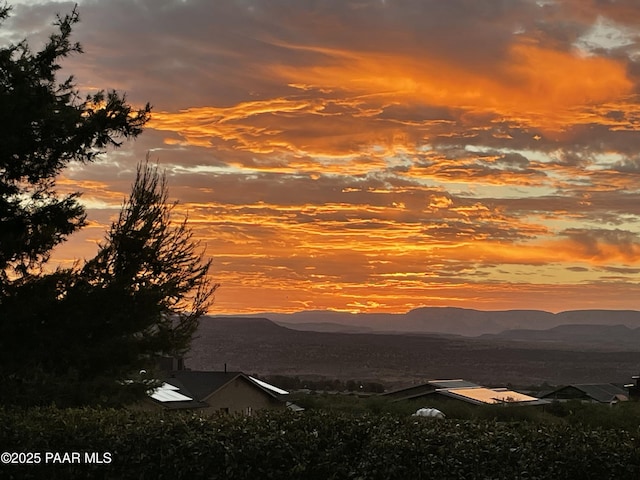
[210,307,640,337]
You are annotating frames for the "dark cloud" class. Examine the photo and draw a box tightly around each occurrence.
[567,266,590,272]
[613,156,640,173]
[561,228,640,258]
[601,265,640,274]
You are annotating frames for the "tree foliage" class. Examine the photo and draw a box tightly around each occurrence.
[75,160,216,372]
[0,4,151,280]
[0,4,216,406]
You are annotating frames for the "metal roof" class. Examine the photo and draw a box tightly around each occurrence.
[248,376,289,395]
[286,401,305,412]
[428,379,480,389]
[147,379,209,410]
[572,384,628,402]
[382,378,549,406]
[542,383,628,403]
[438,387,539,405]
[150,382,194,402]
[383,379,481,399]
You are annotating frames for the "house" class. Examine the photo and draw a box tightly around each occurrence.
[383,379,547,407]
[145,370,291,415]
[625,375,640,401]
[383,379,481,402]
[540,384,629,404]
[430,387,547,406]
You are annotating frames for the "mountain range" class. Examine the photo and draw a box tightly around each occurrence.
[189,314,640,387]
[480,323,640,348]
[223,307,640,337]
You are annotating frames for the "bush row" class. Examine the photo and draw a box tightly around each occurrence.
[293,392,640,428]
[1,407,639,479]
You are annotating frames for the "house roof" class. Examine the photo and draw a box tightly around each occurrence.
[249,375,289,395]
[429,380,480,389]
[147,370,290,410]
[542,383,628,403]
[575,384,627,402]
[148,380,209,410]
[382,379,481,400]
[150,382,193,402]
[438,387,540,406]
[168,371,288,399]
[286,401,305,412]
[168,371,245,401]
[382,378,546,406]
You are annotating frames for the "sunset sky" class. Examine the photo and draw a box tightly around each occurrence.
[5,0,640,314]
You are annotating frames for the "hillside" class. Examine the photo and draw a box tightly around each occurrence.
[188,317,640,387]
[232,307,640,336]
[480,324,640,348]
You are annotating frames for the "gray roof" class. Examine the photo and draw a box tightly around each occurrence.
[382,379,481,400]
[169,371,285,401]
[576,384,627,402]
[542,383,628,403]
[428,380,480,389]
[148,371,286,409]
[168,371,244,401]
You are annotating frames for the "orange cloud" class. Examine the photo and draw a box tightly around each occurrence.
[266,40,633,128]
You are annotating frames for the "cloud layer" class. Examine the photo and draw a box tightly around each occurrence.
[7,0,640,313]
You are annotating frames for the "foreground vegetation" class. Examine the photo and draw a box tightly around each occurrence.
[1,406,638,479]
[292,392,640,429]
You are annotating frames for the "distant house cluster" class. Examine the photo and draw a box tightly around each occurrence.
[138,357,640,415]
[383,377,638,407]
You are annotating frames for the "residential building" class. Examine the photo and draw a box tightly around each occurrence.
[383,378,547,406]
[541,384,629,404]
[144,370,290,414]
[625,375,640,401]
